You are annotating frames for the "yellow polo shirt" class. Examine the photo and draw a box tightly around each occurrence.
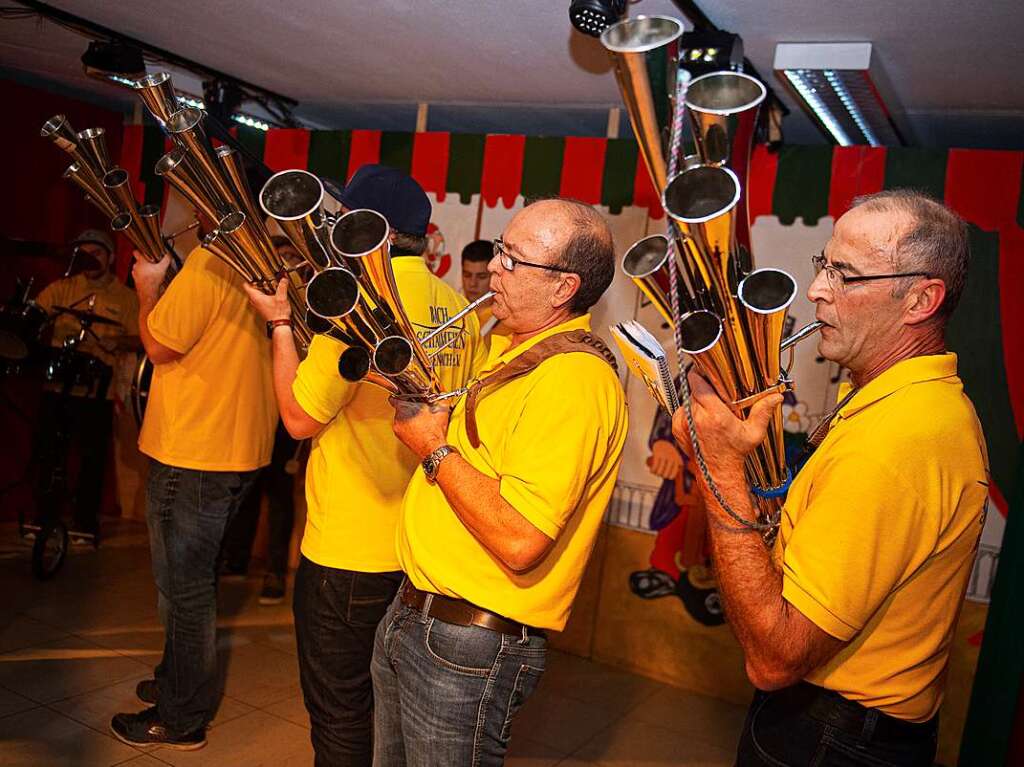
[293,256,484,572]
[36,273,138,368]
[397,314,629,631]
[139,246,277,472]
[777,353,988,721]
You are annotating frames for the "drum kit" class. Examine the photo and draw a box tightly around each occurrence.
[0,275,128,579]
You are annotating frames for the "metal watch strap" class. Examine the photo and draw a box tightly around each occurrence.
[423,444,458,482]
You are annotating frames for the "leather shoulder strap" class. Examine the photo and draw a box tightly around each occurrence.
[464,329,617,448]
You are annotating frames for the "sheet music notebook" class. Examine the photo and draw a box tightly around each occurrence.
[609,321,679,415]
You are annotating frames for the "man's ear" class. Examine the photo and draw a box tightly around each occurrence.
[550,273,581,310]
[904,278,946,326]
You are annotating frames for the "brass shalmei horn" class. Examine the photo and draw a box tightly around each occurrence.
[600,15,685,194]
[132,71,179,126]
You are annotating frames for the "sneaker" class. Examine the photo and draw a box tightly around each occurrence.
[110,707,206,750]
[218,561,248,582]
[259,573,286,605]
[136,678,158,705]
[21,524,41,541]
[69,530,96,547]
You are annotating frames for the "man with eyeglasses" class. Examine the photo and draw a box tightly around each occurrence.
[672,190,988,766]
[372,198,629,766]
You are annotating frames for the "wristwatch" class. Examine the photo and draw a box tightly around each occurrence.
[422,444,458,483]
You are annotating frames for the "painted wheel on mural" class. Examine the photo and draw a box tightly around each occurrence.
[674,568,725,627]
[31,518,68,581]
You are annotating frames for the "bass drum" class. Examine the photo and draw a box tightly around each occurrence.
[130,354,154,428]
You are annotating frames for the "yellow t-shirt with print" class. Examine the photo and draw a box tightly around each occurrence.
[293,256,485,572]
[397,314,629,631]
[138,246,277,472]
[36,273,138,368]
[777,353,988,721]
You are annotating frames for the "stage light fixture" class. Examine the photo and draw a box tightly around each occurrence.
[774,42,904,146]
[679,30,743,77]
[81,40,145,84]
[569,0,627,37]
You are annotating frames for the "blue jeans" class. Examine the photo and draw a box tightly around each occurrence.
[371,592,547,767]
[293,557,403,767]
[146,460,259,733]
[736,685,938,766]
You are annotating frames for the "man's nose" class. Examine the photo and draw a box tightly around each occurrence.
[806,268,831,303]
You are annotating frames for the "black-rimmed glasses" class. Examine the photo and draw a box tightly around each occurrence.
[493,238,576,274]
[811,252,930,290]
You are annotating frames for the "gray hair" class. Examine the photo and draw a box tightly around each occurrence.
[526,197,616,314]
[851,189,969,321]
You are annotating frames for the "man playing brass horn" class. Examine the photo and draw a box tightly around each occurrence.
[673,191,987,766]
[373,198,629,766]
[111,231,277,750]
[244,165,484,767]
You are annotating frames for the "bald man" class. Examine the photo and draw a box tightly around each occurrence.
[372,199,629,766]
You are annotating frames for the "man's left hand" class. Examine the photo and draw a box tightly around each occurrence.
[243,278,291,322]
[390,397,452,460]
[131,250,171,298]
[671,369,782,474]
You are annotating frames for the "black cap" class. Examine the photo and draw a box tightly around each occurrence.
[339,164,431,237]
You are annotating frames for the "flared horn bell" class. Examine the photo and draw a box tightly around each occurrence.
[685,71,766,260]
[165,108,239,215]
[259,169,335,271]
[737,268,797,391]
[155,146,223,225]
[63,162,117,219]
[132,72,179,125]
[41,114,79,154]
[601,15,685,193]
[75,128,111,177]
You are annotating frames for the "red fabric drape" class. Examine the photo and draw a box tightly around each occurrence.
[411,132,451,201]
[559,137,606,205]
[263,129,311,173]
[481,134,525,209]
[747,144,779,224]
[347,130,382,178]
[633,158,663,219]
[828,146,887,220]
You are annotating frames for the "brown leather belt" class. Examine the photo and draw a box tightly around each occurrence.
[400,581,542,638]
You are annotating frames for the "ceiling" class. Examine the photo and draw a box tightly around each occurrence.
[2,0,1023,148]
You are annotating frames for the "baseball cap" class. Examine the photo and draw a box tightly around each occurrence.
[339,164,431,237]
[71,229,115,255]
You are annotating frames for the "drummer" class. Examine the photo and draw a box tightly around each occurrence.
[30,229,139,544]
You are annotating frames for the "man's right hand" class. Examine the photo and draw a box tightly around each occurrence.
[243,278,291,322]
[647,439,683,480]
[131,250,171,298]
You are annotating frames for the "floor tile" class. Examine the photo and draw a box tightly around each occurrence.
[512,688,621,755]
[48,671,154,736]
[218,641,300,708]
[505,736,566,766]
[0,705,140,766]
[150,709,314,766]
[571,719,736,766]
[113,756,174,766]
[0,614,72,653]
[0,635,151,704]
[262,693,310,728]
[0,684,39,719]
[618,683,747,748]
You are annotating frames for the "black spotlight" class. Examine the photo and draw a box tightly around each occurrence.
[569,0,627,37]
[81,40,145,82]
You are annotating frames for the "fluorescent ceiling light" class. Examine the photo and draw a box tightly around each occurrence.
[774,42,903,146]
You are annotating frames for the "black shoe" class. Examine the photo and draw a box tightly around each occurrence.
[110,707,207,750]
[218,560,248,582]
[259,573,286,605]
[136,678,158,704]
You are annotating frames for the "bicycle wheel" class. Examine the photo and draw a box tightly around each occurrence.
[32,518,68,580]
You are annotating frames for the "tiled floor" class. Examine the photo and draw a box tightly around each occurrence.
[0,519,744,766]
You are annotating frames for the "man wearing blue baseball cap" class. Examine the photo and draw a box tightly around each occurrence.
[245,164,484,766]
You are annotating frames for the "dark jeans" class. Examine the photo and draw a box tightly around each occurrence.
[371,593,547,767]
[221,423,299,576]
[293,556,403,767]
[146,459,259,733]
[736,684,939,767]
[33,392,113,535]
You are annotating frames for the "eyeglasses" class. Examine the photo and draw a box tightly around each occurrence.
[493,238,576,275]
[811,252,930,290]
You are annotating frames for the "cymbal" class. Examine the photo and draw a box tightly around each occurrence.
[52,305,123,327]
